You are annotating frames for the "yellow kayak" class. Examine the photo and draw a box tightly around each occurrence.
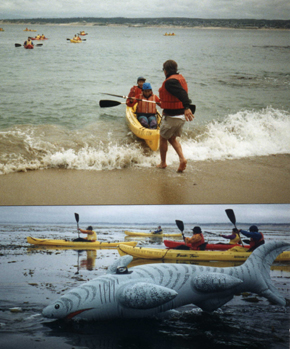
[118,244,290,262]
[126,106,162,151]
[70,39,82,43]
[27,236,138,248]
[124,231,182,238]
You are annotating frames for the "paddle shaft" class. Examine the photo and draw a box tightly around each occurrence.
[225,209,244,246]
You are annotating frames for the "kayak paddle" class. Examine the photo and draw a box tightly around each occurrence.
[15,43,43,47]
[101,93,196,113]
[75,213,80,238]
[225,209,244,246]
[175,220,185,241]
[99,100,126,108]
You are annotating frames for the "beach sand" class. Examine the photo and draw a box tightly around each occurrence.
[0,154,289,205]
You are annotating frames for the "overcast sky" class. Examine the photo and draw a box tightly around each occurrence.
[0,0,289,20]
[0,204,289,224]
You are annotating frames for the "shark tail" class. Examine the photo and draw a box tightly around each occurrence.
[238,241,290,305]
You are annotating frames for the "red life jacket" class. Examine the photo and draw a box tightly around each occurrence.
[126,85,143,106]
[136,93,159,114]
[249,232,264,249]
[159,74,188,110]
[190,233,205,250]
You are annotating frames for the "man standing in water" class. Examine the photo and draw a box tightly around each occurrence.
[158,60,194,172]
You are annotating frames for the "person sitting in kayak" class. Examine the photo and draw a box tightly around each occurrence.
[134,82,161,129]
[126,76,146,107]
[152,226,162,234]
[41,34,46,39]
[173,226,206,250]
[73,226,97,242]
[24,38,34,46]
[219,228,242,245]
[239,225,264,252]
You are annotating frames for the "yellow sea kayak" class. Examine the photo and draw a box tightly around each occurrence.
[124,231,182,238]
[27,236,138,248]
[126,106,162,151]
[118,244,290,262]
[70,39,82,43]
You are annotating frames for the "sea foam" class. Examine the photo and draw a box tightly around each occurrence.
[0,108,289,174]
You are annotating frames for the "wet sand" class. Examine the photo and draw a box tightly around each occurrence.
[0,154,289,205]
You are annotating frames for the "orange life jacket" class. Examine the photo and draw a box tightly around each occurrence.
[249,232,264,249]
[136,93,159,114]
[159,74,188,110]
[126,85,143,107]
[188,233,205,250]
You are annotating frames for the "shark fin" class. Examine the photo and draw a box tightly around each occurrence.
[107,255,133,274]
[241,241,290,306]
[191,272,243,292]
[118,281,178,309]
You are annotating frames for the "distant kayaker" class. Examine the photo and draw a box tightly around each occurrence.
[174,226,206,250]
[158,59,194,172]
[133,82,161,129]
[126,76,146,107]
[24,37,34,46]
[239,225,265,252]
[152,226,163,234]
[219,228,242,245]
[73,226,97,242]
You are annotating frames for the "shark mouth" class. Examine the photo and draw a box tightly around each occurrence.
[65,308,93,320]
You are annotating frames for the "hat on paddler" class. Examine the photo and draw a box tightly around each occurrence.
[142,82,152,90]
[192,226,202,234]
[137,76,146,82]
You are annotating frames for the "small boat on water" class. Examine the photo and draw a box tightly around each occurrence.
[126,106,162,151]
[70,39,82,43]
[27,236,138,248]
[118,244,290,262]
[164,240,250,250]
[125,231,182,238]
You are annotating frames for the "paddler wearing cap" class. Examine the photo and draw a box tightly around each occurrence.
[173,226,205,250]
[133,82,161,129]
[126,76,146,107]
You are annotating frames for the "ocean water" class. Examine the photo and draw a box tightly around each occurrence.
[0,222,289,348]
[0,24,289,174]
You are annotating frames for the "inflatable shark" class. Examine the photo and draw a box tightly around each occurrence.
[42,241,290,321]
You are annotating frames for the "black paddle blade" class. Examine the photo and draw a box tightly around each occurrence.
[175,220,184,232]
[15,43,22,47]
[36,44,43,47]
[74,213,79,223]
[99,100,122,108]
[189,104,196,114]
[225,209,236,226]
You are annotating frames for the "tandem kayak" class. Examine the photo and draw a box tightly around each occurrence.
[124,231,182,238]
[117,244,290,262]
[164,240,250,250]
[30,37,48,40]
[126,106,162,151]
[27,236,138,248]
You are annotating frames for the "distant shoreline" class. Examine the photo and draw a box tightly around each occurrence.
[1,22,289,31]
[0,17,289,30]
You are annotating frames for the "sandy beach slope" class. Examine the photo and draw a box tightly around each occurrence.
[0,154,289,205]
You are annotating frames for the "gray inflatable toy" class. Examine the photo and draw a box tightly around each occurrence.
[42,241,289,321]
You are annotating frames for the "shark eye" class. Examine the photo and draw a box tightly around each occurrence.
[55,304,60,309]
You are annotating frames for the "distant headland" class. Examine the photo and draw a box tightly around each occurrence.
[1,17,289,29]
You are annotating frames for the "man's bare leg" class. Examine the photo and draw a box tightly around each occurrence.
[168,136,187,172]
